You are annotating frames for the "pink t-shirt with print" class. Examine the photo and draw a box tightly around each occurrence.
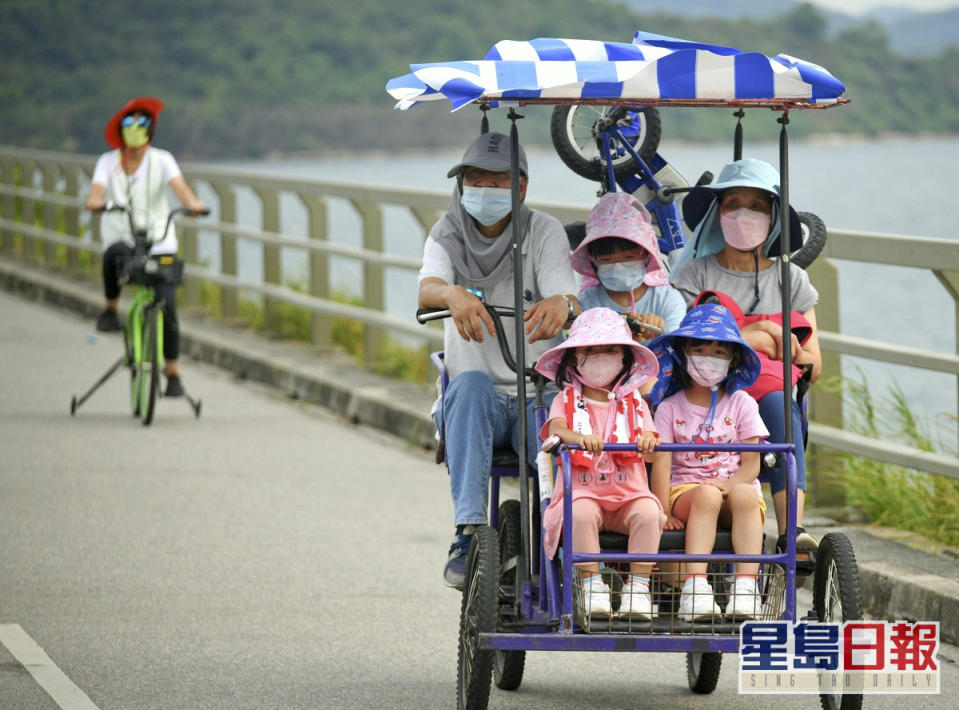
[542,391,663,559]
[653,388,769,497]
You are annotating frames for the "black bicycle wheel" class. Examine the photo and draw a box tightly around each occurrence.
[687,651,722,694]
[813,533,863,710]
[550,105,661,182]
[129,312,143,417]
[791,211,828,269]
[457,525,498,710]
[140,308,160,426]
[494,500,525,691]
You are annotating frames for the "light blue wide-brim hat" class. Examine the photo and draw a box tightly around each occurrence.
[681,158,802,257]
[646,303,762,405]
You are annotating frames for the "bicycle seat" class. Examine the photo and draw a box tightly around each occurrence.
[564,221,586,250]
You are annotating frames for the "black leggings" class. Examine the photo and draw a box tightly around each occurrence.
[102,241,180,362]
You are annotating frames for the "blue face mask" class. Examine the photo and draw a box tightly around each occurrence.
[596,260,647,292]
[460,186,513,226]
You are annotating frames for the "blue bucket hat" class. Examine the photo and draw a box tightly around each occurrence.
[680,158,802,259]
[646,304,762,404]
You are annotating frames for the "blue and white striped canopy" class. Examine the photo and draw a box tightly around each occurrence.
[386,31,846,110]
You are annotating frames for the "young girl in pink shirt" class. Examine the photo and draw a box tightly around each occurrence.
[647,304,769,621]
[535,307,664,620]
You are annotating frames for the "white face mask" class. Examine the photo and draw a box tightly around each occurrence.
[687,355,731,389]
[460,186,513,226]
[720,207,770,251]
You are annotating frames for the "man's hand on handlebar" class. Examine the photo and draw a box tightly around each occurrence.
[523,294,568,343]
[445,285,496,343]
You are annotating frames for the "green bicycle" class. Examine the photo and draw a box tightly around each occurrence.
[70,205,207,425]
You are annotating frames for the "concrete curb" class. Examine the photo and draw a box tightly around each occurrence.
[3,256,957,647]
[0,257,438,451]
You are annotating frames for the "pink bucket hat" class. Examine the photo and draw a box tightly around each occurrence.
[571,192,669,290]
[535,307,659,396]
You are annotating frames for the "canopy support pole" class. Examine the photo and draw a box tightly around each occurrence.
[778,111,796,533]
[508,107,532,588]
[733,109,745,161]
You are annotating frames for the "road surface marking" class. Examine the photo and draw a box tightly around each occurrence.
[0,624,101,710]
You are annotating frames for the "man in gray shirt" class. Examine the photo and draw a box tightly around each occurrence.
[417,132,579,588]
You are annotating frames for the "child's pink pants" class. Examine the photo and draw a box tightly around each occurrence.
[571,496,663,554]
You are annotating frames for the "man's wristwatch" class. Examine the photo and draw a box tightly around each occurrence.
[563,294,576,325]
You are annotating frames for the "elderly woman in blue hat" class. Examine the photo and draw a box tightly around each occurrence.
[668,158,821,562]
[647,304,769,620]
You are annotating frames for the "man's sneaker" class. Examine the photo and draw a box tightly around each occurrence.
[777,526,818,587]
[443,527,475,590]
[726,576,764,619]
[618,579,653,620]
[678,576,721,621]
[96,308,122,332]
[582,575,612,618]
[165,375,185,397]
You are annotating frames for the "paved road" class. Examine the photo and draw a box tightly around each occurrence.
[2,290,956,709]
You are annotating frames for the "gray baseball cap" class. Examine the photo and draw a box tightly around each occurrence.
[446,131,529,178]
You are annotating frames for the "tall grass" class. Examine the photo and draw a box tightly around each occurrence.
[828,370,959,547]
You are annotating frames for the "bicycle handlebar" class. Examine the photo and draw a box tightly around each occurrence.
[97,202,211,248]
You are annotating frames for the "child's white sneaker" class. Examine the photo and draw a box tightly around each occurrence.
[583,575,612,617]
[618,579,652,620]
[726,576,763,619]
[678,576,720,621]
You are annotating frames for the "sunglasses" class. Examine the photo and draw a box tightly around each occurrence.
[121,114,152,129]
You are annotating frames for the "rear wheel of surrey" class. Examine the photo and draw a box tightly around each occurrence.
[687,651,722,694]
[494,500,525,691]
[140,308,160,426]
[458,525,498,710]
[791,211,828,269]
[550,105,661,182]
[813,533,863,710]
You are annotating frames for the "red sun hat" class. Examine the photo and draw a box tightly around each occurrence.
[104,96,164,149]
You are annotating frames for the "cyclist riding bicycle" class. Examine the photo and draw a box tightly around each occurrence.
[84,96,206,397]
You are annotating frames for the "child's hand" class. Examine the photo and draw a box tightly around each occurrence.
[664,514,685,531]
[635,431,659,455]
[577,434,605,454]
[626,312,665,341]
[705,479,732,496]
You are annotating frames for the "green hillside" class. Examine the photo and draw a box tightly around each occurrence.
[2,0,957,159]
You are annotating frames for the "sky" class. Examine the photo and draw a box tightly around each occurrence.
[808,0,958,13]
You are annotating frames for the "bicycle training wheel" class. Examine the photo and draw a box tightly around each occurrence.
[139,307,160,426]
[457,525,498,710]
[494,500,525,691]
[813,533,863,710]
[791,211,828,270]
[550,105,661,183]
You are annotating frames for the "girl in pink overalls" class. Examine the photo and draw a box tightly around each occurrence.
[535,307,665,620]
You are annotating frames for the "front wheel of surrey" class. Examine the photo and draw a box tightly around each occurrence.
[140,308,160,426]
[791,211,828,269]
[550,105,662,183]
[687,652,722,694]
[457,525,498,710]
[813,533,863,710]
[494,500,525,691]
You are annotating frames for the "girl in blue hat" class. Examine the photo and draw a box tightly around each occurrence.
[647,304,769,621]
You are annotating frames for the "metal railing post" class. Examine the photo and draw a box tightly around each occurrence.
[211,181,238,320]
[0,157,16,253]
[933,268,959,455]
[38,162,60,265]
[179,179,201,309]
[298,192,331,348]
[351,199,385,363]
[19,159,37,260]
[254,187,282,333]
[63,167,80,271]
[806,256,846,507]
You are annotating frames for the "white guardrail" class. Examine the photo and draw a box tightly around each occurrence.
[1,145,957,495]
